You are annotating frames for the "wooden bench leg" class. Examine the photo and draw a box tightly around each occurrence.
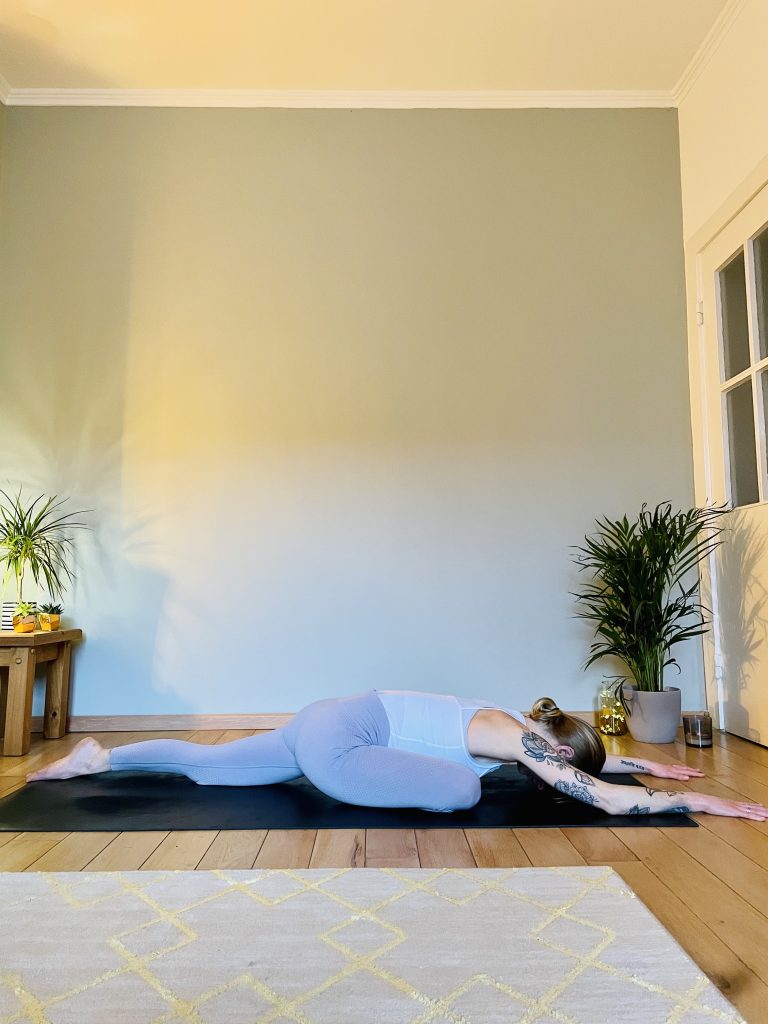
[0,667,7,738]
[44,641,71,740]
[4,648,36,756]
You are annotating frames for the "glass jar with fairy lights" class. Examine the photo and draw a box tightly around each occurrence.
[598,678,627,736]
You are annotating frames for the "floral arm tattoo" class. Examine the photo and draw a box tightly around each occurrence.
[517,730,691,816]
[520,731,602,809]
[521,732,571,769]
[554,780,598,806]
[628,799,691,815]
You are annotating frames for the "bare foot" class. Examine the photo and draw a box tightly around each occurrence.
[26,737,111,782]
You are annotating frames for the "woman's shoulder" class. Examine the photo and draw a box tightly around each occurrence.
[466,707,526,761]
[455,696,527,726]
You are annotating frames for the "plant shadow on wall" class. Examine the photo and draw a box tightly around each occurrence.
[0,34,186,712]
[713,511,768,742]
[81,511,185,711]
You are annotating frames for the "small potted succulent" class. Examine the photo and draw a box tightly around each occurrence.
[13,600,37,633]
[38,601,63,631]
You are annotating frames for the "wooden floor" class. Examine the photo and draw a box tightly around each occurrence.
[1,728,768,1020]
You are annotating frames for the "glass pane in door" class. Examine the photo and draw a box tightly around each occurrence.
[754,225,768,360]
[761,369,768,482]
[725,379,759,506]
[719,249,751,379]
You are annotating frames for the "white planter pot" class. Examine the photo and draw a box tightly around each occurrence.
[621,686,682,743]
[2,601,36,631]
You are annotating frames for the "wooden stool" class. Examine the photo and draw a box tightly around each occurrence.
[0,629,83,756]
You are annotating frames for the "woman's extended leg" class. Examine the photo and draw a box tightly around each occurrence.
[28,691,483,808]
[108,730,303,785]
[288,692,482,812]
[27,729,303,786]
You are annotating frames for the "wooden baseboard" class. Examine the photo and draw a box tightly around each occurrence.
[29,710,601,733]
[31,714,294,733]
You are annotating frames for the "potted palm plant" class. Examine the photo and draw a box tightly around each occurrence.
[572,502,726,743]
[0,490,89,631]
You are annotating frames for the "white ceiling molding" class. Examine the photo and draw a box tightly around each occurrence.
[673,0,746,104]
[0,73,11,104]
[2,88,676,109]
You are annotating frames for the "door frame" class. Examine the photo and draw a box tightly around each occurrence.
[685,163,768,729]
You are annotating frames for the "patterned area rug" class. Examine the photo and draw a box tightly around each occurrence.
[0,867,742,1024]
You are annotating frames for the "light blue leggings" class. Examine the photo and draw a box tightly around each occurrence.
[109,691,482,812]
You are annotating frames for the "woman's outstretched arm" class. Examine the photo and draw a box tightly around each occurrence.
[601,753,705,781]
[501,724,767,820]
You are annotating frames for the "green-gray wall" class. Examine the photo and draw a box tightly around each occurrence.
[0,107,698,715]
[0,100,6,198]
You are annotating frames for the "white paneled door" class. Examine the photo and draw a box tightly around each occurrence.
[698,182,768,746]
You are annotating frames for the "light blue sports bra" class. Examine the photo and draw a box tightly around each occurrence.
[373,689,526,778]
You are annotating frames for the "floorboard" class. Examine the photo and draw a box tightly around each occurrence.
[464,828,530,867]
[415,828,475,868]
[140,831,218,870]
[513,827,587,866]
[253,829,316,868]
[364,829,419,868]
[309,829,365,868]
[86,831,171,871]
[561,827,637,863]
[197,830,268,870]
[28,832,121,872]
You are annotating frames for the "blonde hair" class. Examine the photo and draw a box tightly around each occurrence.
[530,697,606,775]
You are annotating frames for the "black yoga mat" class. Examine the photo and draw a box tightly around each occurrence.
[0,765,696,831]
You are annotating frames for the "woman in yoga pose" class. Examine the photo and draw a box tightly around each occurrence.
[26,689,768,820]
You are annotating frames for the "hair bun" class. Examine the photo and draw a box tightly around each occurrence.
[530,697,564,723]
[528,697,607,775]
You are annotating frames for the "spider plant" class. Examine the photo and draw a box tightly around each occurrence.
[0,490,90,604]
[572,502,727,692]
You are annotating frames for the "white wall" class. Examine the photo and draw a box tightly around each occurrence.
[0,108,698,717]
[678,0,768,242]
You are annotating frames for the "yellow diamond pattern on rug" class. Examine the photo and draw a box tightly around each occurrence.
[0,867,745,1024]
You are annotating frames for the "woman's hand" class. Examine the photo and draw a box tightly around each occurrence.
[646,760,705,781]
[507,730,767,820]
[689,793,768,820]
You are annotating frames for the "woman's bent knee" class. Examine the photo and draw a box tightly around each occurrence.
[457,775,482,809]
[422,773,481,813]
